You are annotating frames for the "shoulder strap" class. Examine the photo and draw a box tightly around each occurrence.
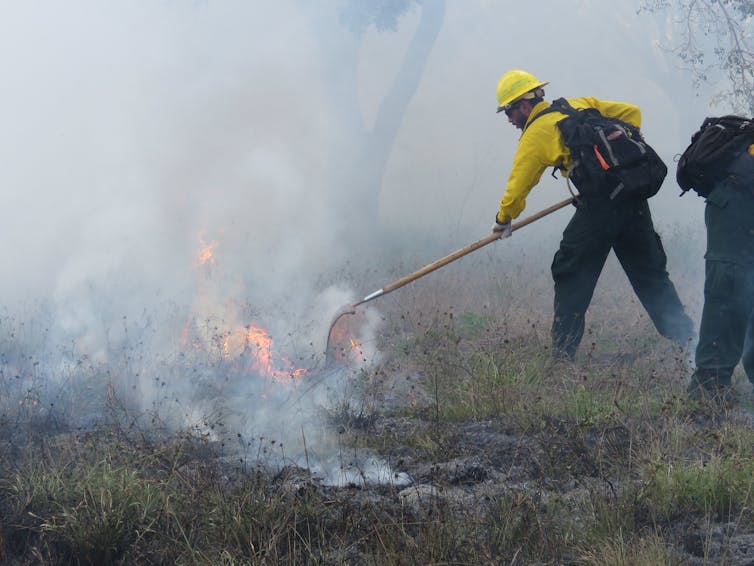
[550,97,577,115]
[523,97,576,132]
[520,98,579,181]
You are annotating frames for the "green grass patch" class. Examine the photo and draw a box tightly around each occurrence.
[642,453,754,522]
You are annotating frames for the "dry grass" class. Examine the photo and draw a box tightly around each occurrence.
[0,230,751,564]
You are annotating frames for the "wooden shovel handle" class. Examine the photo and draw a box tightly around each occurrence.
[380,196,575,296]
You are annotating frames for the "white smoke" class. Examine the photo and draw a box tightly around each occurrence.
[0,0,716,481]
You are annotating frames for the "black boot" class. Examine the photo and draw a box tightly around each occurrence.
[687,367,737,404]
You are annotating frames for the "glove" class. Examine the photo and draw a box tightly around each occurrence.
[492,216,512,238]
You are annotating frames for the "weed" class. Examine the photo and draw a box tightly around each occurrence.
[577,530,683,566]
[643,453,754,521]
[0,233,750,564]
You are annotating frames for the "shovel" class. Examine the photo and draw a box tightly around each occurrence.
[326,195,576,361]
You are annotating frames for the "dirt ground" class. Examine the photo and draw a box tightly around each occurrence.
[261,366,754,565]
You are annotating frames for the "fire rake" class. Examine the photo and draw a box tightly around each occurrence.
[325,196,576,362]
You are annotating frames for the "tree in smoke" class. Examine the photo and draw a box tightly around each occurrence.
[297,0,446,244]
[641,0,753,114]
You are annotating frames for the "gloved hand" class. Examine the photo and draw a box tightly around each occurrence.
[492,217,512,238]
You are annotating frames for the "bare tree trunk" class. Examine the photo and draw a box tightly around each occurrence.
[298,1,446,251]
[362,0,446,214]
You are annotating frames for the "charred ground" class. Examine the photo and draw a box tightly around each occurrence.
[0,238,753,565]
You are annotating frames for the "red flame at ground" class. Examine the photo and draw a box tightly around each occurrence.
[186,232,366,381]
[223,323,307,382]
[327,311,368,365]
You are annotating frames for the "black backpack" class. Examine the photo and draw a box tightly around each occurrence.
[676,115,754,197]
[530,98,667,201]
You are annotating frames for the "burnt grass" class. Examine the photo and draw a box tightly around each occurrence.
[0,252,753,564]
[1,385,752,565]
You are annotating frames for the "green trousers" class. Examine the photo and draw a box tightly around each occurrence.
[551,195,694,359]
[694,175,754,387]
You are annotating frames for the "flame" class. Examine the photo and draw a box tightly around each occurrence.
[196,234,218,267]
[184,231,313,383]
[327,311,368,365]
[222,323,307,382]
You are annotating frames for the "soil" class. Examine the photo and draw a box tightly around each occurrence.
[257,369,754,565]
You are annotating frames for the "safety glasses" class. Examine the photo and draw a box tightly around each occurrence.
[502,100,524,117]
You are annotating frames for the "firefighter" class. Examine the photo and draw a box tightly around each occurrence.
[492,69,694,360]
[687,142,754,401]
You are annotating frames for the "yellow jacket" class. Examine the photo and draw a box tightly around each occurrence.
[497,97,642,222]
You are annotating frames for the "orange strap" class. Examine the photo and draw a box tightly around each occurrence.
[593,145,610,170]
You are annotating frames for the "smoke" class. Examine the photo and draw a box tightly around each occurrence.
[0,1,715,481]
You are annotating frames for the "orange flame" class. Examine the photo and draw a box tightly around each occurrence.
[223,323,307,382]
[196,234,218,267]
[328,312,368,364]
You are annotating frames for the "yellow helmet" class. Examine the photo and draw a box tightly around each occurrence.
[496,69,549,113]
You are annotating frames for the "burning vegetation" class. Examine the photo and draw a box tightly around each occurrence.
[0,229,752,564]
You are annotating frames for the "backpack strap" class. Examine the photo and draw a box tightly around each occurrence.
[523,98,579,188]
[523,97,574,132]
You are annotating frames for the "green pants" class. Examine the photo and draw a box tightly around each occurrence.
[551,195,694,358]
[694,177,754,386]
